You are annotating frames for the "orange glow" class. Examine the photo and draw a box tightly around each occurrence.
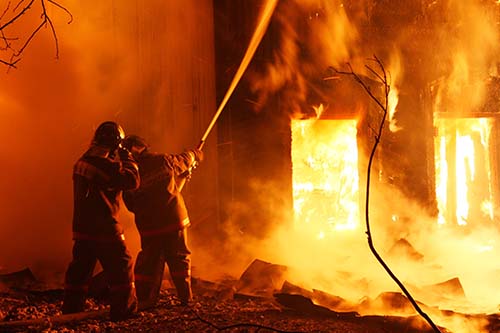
[387,87,400,132]
[434,117,493,226]
[291,117,359,237]
[387,52,402,133]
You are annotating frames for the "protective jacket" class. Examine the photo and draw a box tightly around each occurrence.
[123,150,197,306]
[63,144,140,320]
[123,151,196,236]
[72,145,139,240]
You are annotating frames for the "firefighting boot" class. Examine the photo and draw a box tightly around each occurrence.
[172,275,193,306]
[135,274,162,310]
[135,280,151,303]
[109,284,138,321]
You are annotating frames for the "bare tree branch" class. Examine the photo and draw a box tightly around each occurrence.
[0,2,11,22]
[0,57,20,67]
[0,29,18,51]
[329,56,442,333]
[48,0,72,23]
[0,0,35,31]
[0,0,72,68]
[330,60,387,117]
[13,0,28,13]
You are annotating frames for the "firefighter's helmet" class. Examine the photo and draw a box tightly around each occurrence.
[122,135,149,151]
[92,121,125,149]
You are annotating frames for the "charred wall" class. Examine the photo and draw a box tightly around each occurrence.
[353,0,444,218]
[364,0,500,219]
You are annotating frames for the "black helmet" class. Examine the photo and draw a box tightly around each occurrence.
[122,134,149,151]
[92,121,125,149]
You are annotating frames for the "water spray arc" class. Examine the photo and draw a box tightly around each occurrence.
[178,0,279,190]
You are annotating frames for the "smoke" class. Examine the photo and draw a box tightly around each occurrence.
[199,1,500,332]
[428,0,499,114]
[208,168,497,332]
[0,2,147,278]
[1,0,218,286]
[247,0,359,116]
[1,2,499,331]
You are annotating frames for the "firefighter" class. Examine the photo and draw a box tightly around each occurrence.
[121,135,202,308]
[62,121,139,321]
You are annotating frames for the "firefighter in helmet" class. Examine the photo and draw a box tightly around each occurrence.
[62,121,139,321]
[122,135,202,308]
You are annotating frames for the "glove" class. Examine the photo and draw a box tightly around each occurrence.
[191,148,204,163]
[118,146,133,160]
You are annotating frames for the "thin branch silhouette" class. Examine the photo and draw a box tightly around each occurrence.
[0,0,72,68]
[328,55,442,333]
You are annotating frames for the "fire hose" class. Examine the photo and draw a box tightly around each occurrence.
[178,0,279,191]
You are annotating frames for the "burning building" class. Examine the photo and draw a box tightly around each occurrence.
[2,0,500,332]
[212,0,500,327]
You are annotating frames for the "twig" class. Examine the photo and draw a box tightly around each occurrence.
[13,0,27,12]
[48,0,73,24]
[329,56,442,333]
[0,0,72,68]
[0,56,19,68]
[0,2,11,22]
[0,0,35,31]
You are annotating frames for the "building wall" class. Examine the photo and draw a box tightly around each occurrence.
[0,1,217,272]
[97,1,219,251]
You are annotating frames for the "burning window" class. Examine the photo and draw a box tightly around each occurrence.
[291,118,360,238]
[434,117,494,226]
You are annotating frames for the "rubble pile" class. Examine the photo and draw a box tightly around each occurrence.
[0,261,499,332]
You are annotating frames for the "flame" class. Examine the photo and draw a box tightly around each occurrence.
[387,87,401,132]
[431,0,498,117]
[312,104,325,118]
[291,117,359,237]
[434,117,493,226]
[448,53,470,101]
[387,51,402,132]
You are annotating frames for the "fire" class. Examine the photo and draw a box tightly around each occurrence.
[434,117,493,226]
[291,116,359,237]
[387,51,402,133]
[387,87,401,132]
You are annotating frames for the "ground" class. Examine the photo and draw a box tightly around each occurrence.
[0,283,456,333]
[0,290,439,333]
[0,269,498,332]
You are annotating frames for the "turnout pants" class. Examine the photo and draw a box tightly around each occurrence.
[134,228,192,307]
[62,238,137,321]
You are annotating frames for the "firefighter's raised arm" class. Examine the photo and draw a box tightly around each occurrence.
[113,145,140,191]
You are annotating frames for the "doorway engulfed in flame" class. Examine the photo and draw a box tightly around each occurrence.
[434,117,494,226]
[291,118,360,238]
[292,114,497,235]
